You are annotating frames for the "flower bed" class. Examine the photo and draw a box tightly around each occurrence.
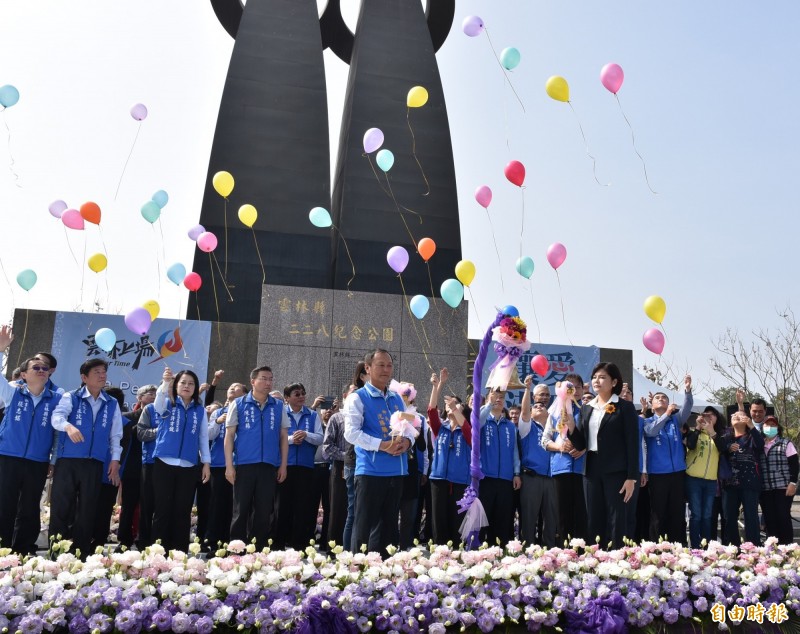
[1,538,799,633]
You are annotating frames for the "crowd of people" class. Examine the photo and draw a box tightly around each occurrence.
[0,324,796,558]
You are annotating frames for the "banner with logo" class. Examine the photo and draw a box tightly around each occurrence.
[480,342,600,407]
[50,312,212,410]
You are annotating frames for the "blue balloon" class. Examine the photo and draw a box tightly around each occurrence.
[0,85,20,108]
[167,262,187,285]
[440,279,464,309]
[141,201,161,223]
[309,206,332,228]
[500,47,521,71]
[376,149,395,172]
[409,295,430,319]
[501,305,519,317]
[516,256,534,279]
[94,328,117,353]
[152,190,169,208]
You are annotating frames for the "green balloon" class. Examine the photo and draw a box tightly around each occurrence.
[308,206,332,228]
[16,269,37,291]
[440,278,464,308]
[516,256,534,279]
[141,201,161,224]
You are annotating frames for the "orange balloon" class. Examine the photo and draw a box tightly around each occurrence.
[417,237,436,262]
[80,202,101,225]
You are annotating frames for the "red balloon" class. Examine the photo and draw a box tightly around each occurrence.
[80,201,101,225]
[504,160,525,187]
[183,272,202,291]
[530,354,549,376]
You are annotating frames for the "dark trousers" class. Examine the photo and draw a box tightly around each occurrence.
[554,472,587,542]
[761,488,794,544]
[49,458,102,557]
[635,479,651,542]
[353,474,404,555]
[723,486,760,546]
[311,463,330,547]
[138,463,155,548]
[584,454,627,549]
[648,471,687,544]
[479,476,514,546]
[91,483,119,552]
[328,461,348,547]
[520,471,557,547]
[230,462,277,550]
[275,465,316,549]
[195,477,211,545]
[152,459,198,552]
[117,471,141,547]
[0,456,48,555]
[205,467,232,549]
[430,479,467,545]
[399,495,418,550]
[710,493,725,541]
[414,476,433,542]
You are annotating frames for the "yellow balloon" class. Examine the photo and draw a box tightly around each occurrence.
[143,300,160,321]
[87,253,107,273]
[643,295,666,324]
[212,170,234,198]
[407,86,429,108]
[455,260,476,287]
[545,75,570,102]
[238,204,257,228]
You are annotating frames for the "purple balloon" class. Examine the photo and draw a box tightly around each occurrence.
[48,200,67,219]
[462,15,485,37]
[187,224,205,241]
[386,246,410,274]
[363,127,384,154]
[124,307,152,336]
[130,103,148,121]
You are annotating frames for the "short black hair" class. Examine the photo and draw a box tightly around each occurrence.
[21,357,43,373]
[590,362,624,396]
[171,370,201,404]
[104,386,126,410]
[80,358,108,377]
[284,382,305,398]
[250,366,272,381]
[564,373,583,386]
[364,349,391,365]
[750,398,768,408]
[35,352,57,369]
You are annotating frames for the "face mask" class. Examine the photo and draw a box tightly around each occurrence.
[763,426,778,438]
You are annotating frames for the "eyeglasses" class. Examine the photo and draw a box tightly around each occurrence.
[29,365,50,373]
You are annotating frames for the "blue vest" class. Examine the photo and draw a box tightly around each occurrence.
[286,406,318,469]
[644,414,686,474]
[141,403,158,465]
[429,424,471,485]
[354,386,407,477]
[0,387,57,462]
[549,405,585,476]
[520,420,550,476]
[153,398,204,466]
[209,406,228,468]
[233,393,283,466]
[480,414,516,481]
[57,390,117,462]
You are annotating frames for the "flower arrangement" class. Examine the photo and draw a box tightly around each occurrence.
[493,316,528,346]
[1,538,799,633]
[605,403,616,415]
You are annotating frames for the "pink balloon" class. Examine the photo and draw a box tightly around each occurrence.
[130,103,148,121]
[124,307,152,336]
[386,246,409,274]
[187,224,205,241]
[49,200,67,219]
[643,328,665,355]
[504,160,525,187]
[197,231,218,253]
[546,243,567,270]
[600,63,624,94]
[530,354,549,377]
[475,185,492,208]
[462,15,485,37]
[60,208,84,230]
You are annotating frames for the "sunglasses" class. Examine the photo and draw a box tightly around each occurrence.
[29,365,50,373]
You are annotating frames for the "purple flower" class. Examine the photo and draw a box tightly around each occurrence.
[564,591,628,634]
[86,613,112,633]
[235,608,255,628]
[170,612,191,633]
[68,614,89,634]
[195,615,214,634]
[151,609,173,631]
[18,614,43,634]
[114,610,139,633]
[663,608,679,624]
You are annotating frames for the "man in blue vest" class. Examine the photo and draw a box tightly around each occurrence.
[50,358,122,558]
[344,349,415,555]
[224,366,289,549]
[0,326,59,555]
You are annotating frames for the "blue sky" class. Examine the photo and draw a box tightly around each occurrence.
[1,1,798,396]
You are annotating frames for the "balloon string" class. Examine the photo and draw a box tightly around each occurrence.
[462,326,476,357]
[396,274,435,374]
[425,262,446,335]
[519,187,526,261]
[383,173,419,245]
[614,94,658,195]
[331,223,356,292]
[503,76,511,154]
[223,198,229,278]
[114,121,141,201]
[406,108,430,196]
[194,291,201,321]
[3,111,21,188]
[568,102,609,187]
[483,28,525,113]
[208,253,222,343]
[151,225,162,303]
[62,225,80,269]
[366,154,392,197]
[210,252,234,302]
[0,256,14,313]
[158,219,167,297]
[527,281,542,343]
[366,153,424,224]
[555,270,573,346]
[98,226,111,304]
[250,226,266,285]
[15,307,29,369]
[80,234,87,312]
[483,208,504,292]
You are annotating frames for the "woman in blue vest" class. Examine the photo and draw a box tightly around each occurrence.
[427,369,472,545]
[152,367,211,552]
[759,415,797,544]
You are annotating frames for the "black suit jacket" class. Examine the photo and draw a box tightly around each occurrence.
[568,397,639,480]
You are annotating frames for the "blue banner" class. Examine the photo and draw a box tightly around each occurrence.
[50,312,212,410]
[480,342,600,408]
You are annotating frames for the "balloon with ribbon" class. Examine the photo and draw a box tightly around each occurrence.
[516,256,541,342]
[475,185,492,209]
[183,272,202,291]
[530,354,550,377]
[115,103,148,200]
[462,17,524,111]
[547,243,572,345]
[386,246,409,274]
[129,103,148,121]
[167,263,186,286]
[94,328,117,353]
[500,47,521,71]
[376,149,394,172]
[61,209,84,231]
[643,328,665,355]
[455,260,476,287]
[197,232,218,253]
[140,201,160,224]
[80,202,101,225]
[187,224,205,241]
[462,15,484,36]
[440,278,463,308]
[143,300,160,321]
[87,253,107,273]
[0,85,20,108]
[239,204,265,284]
[417,238,436,262]
[643,295,666,324]
[212,171,234,198]
[125,307,152,336]
[407,86,428,108]
[363,127,384,154]
[406,87,431,194]
[16,269,37,292]
[504,160,525,187]
[409,295,430,319]
[48,200,67,219]
[309,207,332,228]
[151,190,169,208]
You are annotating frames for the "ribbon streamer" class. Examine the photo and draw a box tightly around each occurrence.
[614,94,658,195]
[568,102,609,187]
[406,108,431,196]
[114,121,142,201]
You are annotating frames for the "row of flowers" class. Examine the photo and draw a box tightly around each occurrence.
[2,537,799,633]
